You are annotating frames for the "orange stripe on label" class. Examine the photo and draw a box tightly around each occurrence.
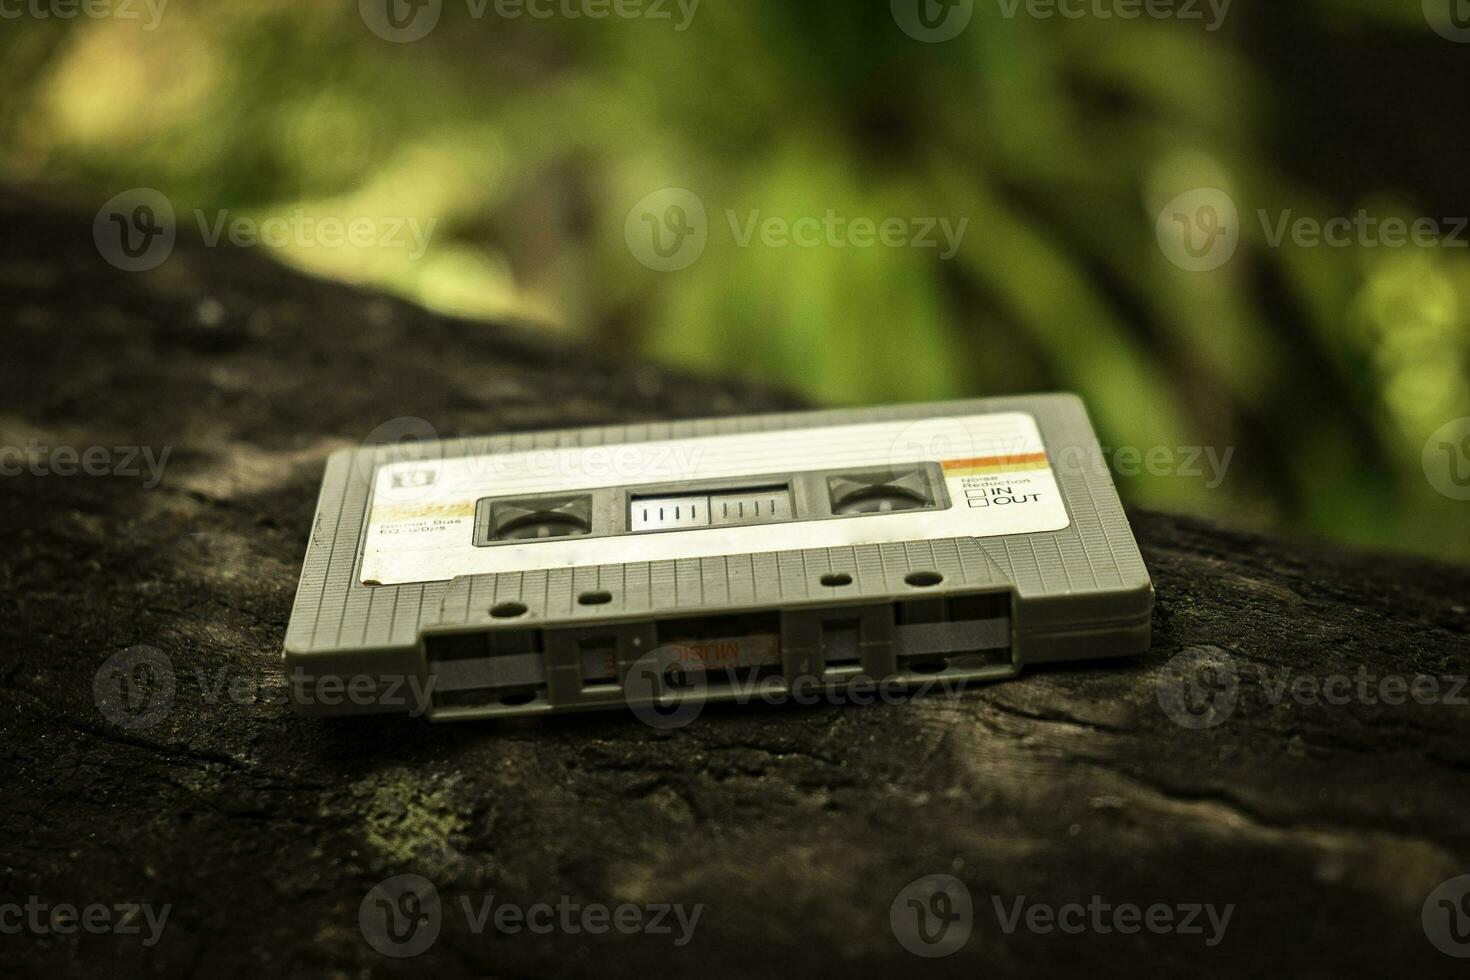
[941,452,1048,472]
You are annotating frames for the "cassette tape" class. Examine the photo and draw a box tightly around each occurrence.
[284,394,1153,721]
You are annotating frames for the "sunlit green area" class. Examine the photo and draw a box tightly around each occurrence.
[2,0,1467,562]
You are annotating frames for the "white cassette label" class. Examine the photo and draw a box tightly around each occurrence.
[359,412,1070,585]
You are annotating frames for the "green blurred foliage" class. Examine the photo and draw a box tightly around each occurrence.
[1,0,1467,561]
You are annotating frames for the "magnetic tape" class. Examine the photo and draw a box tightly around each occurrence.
[284,394,1152,721]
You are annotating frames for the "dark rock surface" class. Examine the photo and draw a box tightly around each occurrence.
[2,193,1468,978]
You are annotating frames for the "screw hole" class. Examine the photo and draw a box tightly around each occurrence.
[820,573,853,587]
[910,659,948,675]
[904,571,944,588]
[578,590,613,606]
[490,601,528,618]
[499,691,536,706]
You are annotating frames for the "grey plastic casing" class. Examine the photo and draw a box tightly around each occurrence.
[283,394,1153,721]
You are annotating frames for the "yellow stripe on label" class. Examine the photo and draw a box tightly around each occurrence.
[941,452,1049,476]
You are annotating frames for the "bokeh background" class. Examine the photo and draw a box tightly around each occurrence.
[2,0,1467,562]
